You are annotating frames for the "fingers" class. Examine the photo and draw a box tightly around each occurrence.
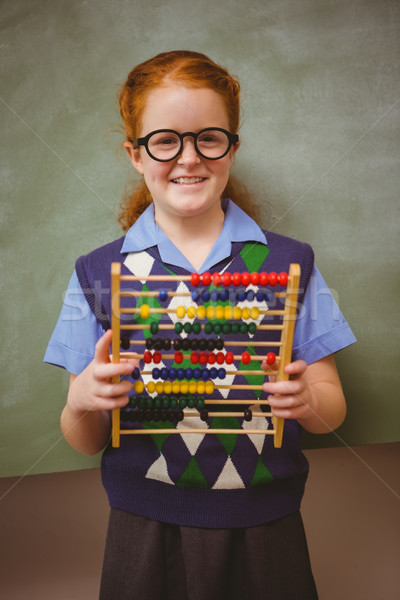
[94,329,113,364]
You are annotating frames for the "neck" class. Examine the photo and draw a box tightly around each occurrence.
[154,204,225,271]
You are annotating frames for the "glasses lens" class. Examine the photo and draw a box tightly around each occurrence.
[197,130,230,159]
[148,131,181,160]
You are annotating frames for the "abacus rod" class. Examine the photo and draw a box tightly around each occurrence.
[119,323,284,331]
[120,307,285,316]
[140,369,276,376]
[120,428,275,435]
[124,351,270,362]
[126,340,282,348]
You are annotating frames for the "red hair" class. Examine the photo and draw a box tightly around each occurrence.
[118,50,259,230]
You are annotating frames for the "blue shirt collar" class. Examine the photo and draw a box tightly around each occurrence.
[121,198,267,272]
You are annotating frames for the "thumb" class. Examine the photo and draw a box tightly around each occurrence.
[94,329,113,364]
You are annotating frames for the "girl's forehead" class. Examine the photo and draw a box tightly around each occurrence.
[140,83,229,131]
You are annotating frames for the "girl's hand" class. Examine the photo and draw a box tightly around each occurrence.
[261,355,347,433]
[67,329,138,415]
[262,359,313,421]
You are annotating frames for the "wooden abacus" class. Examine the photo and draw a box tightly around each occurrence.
[110,263,300,449]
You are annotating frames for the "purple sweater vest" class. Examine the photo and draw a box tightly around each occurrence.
[76,231,314,528]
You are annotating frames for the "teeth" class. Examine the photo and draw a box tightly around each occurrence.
[173,177,204,184]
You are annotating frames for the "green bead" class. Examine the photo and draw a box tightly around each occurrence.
[248,322,257,334]
[170,396,178,409]
[240,323,248,334]
[204,322,213,334]
[137,396,145,409]
[192,322,201,334]
[175,322,183,334]
[222,323,231,334]
[162,396,170,409]
[231,323,239,334]
[150,322,159,334]
[146,396,153,409]
[188,395,195,409]
[184,322,192,333]
[196,396,205,410]
[179,396,187,409]
[213,323,222,334]
[154,397,161,409]
[128,397,137,408]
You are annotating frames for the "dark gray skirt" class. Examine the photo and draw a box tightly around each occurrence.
[99,508,318,600]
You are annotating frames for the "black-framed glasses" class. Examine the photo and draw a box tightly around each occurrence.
[131,128,239,162]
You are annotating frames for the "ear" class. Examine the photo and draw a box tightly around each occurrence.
[123,141,144,175]
[228,139,240,164]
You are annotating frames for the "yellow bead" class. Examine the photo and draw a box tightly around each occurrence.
[155,381,164,394]
[189,381,197,394]
[250,307,260,320]
[233,306,242,320]
[196,305,206,319]
[134,381,144,393]
[197,381,205,394]
[187,306,196,319]
[172,381,180,394]
[140,304,150,319]
[176,306,186,319]
[180,381,189,394]
[215,305,225,320]
[242,307,250,320]
[205,381,214,395]
[163,381,172,394]
[206,305,215,320]
[224,305,234,320]
[146,381,155,394]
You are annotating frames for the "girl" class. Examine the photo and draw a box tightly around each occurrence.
[45,50,356,599]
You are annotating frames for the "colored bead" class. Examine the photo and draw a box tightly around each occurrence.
[168,368,177,380]
[216,352,225,364]
[128,396,137,408]
[201,368,210,380]
[155,381,164,394]
[187,306,196,319]
[163,338,171,350]
[237,291,246,302]
[191,352,199,364]
[146,397,154,409]
[174,351,183,364]
[250,272,259,285]
[153,338,162,350]
[222,323,231,334]
[132,367,140,380]
[200,409,209,421]
[173,339,182,351]
[162,396,170,409]
[250,307,260,320]
[244,409,252,422]
[159,289,168,302]
[180,381,189,394]
[232,272,241,286]
[152,368,161,379]
[198,339,208,351]
[153,351,162,364]
[208,352,216,364]
[176,306,186,319]
[184,322,192,333]
[240,323,248,334]
[197,305,206,319]
[154,397,161,409]
[215,339,224,350]
[242,307,250,320]
[121,336,130,350]
[225,352,234,364]
[143,351,152,364]
[219,289,229,302]
[206,306,215,319]
[246,289,255,301]
[207,339,216,351]
[192,289,200,302]
[224,306,234,320]
[197,381,206,394]
[218,368,226,379]
[241,272,251,286]
[209,367,218,379]
[256,290,265,302]
[172,381,180,394]
[150,322,159,334]
[221,272,231,287]
[188,396,195,408]
[170,396,178,409]
[231,323,239,334]
[177,368,185,380]
[205,381,214,395]
[179,396,187,409]
[163,381,172,394]
[145,381,154,393]
[266,352,276,365]
[233,306,242,320]
[278,272,288,286]
[190,339,199,350]
[174,322,183,334]
[189,381,197,394]
[185,368,193,379]
[192,322,201,334]
[210,290,219,302]
[140,304,150,319]
[213,323,222,335]
[211,272,221,287]
[215,305,225,320]
[259,272,268,286]
[196,396,205,410]
[242,352,251,365]
[191,273,200,287]
[248,323,257,335]
[182,339,191,351]
[204,322,213,334]
[199,352,208,365]
[193,368,202,379]
[269,272,278,286]
[202,272,211,286]
[202,290,210,302]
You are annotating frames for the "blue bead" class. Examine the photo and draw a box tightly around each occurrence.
[177,368,185,380]
[229,290,237,303]
[159,289,168,302]
[266,290,275,302]
[218,368,226,380]
[209,367,218,379]
[191,290,200,302]
[256,290,265,302]
[237,291,246,302]
[201,368,210,380]
[185,368,193,379]
[219,289,229,302]
[246,289,255,301]
[211,290,219,302]
[202,290,210,302]
[132,367,140,380]
[160,367,169,380]
[168,368,177,380]
[152,368,160,380]
[193,368,202,379]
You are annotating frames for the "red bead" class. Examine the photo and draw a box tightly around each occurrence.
[212,272,221,287]
[191,352,199,364]
[199,352,208,365]
[268,272,278,286]
[221,272,231,287]
[266,352,276,365]
[278,272,288,286]
[225,352,234,364]
[191,273,200,287]
[216,352,225,364]
[250,272,259,285]
[202,272,211,286]
[241,272,251,286]
[232,272,241,286]
[174,351,183,364]
[153,351,162,364]
[143,351,152,364]
[208,352,216,364]
[259,272,268,286]
[242,352,251,365]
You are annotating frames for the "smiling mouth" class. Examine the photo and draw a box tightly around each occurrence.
[171,177,206,184]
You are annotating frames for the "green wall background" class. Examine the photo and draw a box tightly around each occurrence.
[1,0,399,477]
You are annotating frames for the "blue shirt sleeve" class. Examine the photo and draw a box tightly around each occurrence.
[292,266,356,364]
[43,270,105,375]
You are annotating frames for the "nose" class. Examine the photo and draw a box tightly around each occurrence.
[177,137,201,165]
